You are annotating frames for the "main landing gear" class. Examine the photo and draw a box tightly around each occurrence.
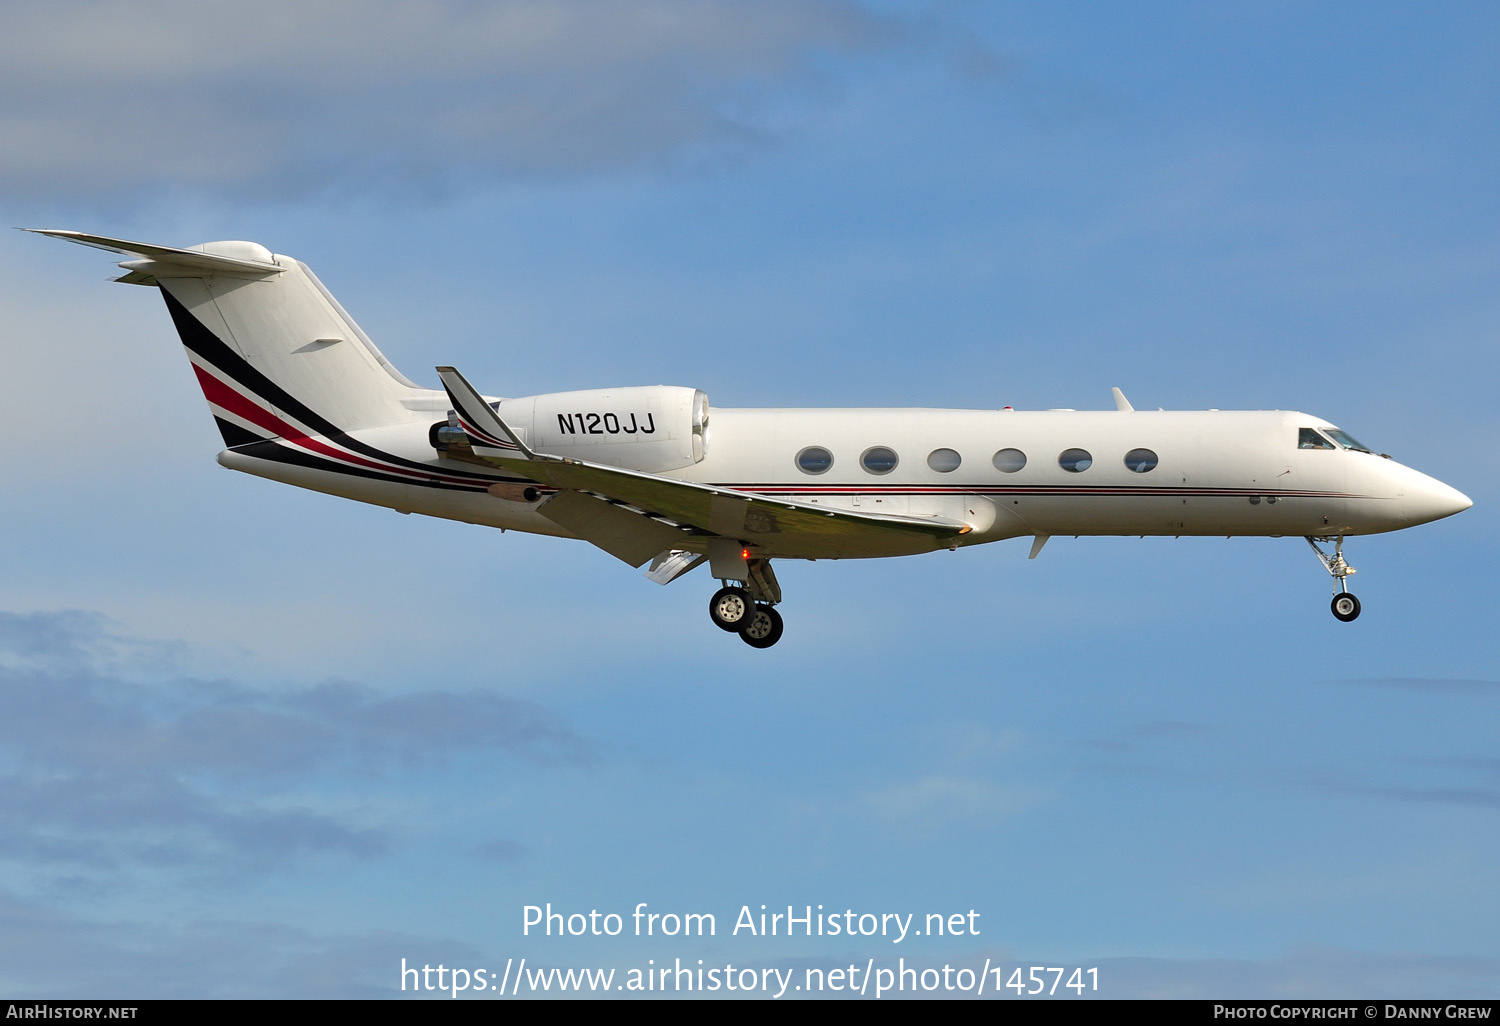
[708,556,785,648]
[1307,536,1360,622]
[708,585,785,648]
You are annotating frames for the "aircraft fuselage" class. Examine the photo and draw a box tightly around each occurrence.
[220,403,1469,560]
[34,228,1471,643]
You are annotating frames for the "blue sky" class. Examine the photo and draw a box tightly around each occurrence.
[0,0,1496,999]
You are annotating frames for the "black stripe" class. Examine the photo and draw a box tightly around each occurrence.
[228,439,491,491]
[213,416,266,448]
[159,288,499,483]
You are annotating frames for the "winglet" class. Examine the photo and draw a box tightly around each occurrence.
[435,366,535,458]
[1112,387,1134,412]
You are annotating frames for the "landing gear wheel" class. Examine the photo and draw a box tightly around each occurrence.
[1308,537,1362,623]
[709,586,753,632]
[739,605,784,649]
[1331,593,1361,622]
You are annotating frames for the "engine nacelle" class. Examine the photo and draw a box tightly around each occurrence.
[496,386,709,472]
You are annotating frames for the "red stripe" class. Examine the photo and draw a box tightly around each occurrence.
[728,484,1361,498]
[192,364,487,487]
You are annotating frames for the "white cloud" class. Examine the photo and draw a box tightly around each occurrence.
[856,725,1051,830]
[0,890,477,996]
[1097,948,1500,1000]
[0,0,903,203]
[863,773,1048,827]
[0,610,577,883]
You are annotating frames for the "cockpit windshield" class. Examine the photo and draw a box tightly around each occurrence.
[1323,427,1374,454]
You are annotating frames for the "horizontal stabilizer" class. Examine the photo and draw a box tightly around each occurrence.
[23,229,283,278]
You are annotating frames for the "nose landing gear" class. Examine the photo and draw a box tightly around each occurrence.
[1307,536,1360,622]
[1331,592,1361,622]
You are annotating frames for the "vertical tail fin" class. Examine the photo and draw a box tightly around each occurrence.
[28,230,424,446]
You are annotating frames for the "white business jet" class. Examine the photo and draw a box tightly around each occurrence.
[32,230,1471,648]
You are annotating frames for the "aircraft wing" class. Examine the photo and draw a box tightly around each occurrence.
[436,367,972,562]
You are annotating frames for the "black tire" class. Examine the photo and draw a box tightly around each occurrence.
[1331,593,1361,622]
[740,605,784,648]
[709,586,753,631]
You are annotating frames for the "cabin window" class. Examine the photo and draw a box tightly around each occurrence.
[1124,448,1158,473]
[861,446,899,475]
[1058,448,1093,473]
[927,448,962,473]
[992,448,1027,473]
[1299,428,1335,450]
[796,446,834,475]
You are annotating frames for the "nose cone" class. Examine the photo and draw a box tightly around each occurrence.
[1404,474,1473,526]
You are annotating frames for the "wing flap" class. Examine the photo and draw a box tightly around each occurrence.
[537,489,688,568]
[644,549,709,586]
